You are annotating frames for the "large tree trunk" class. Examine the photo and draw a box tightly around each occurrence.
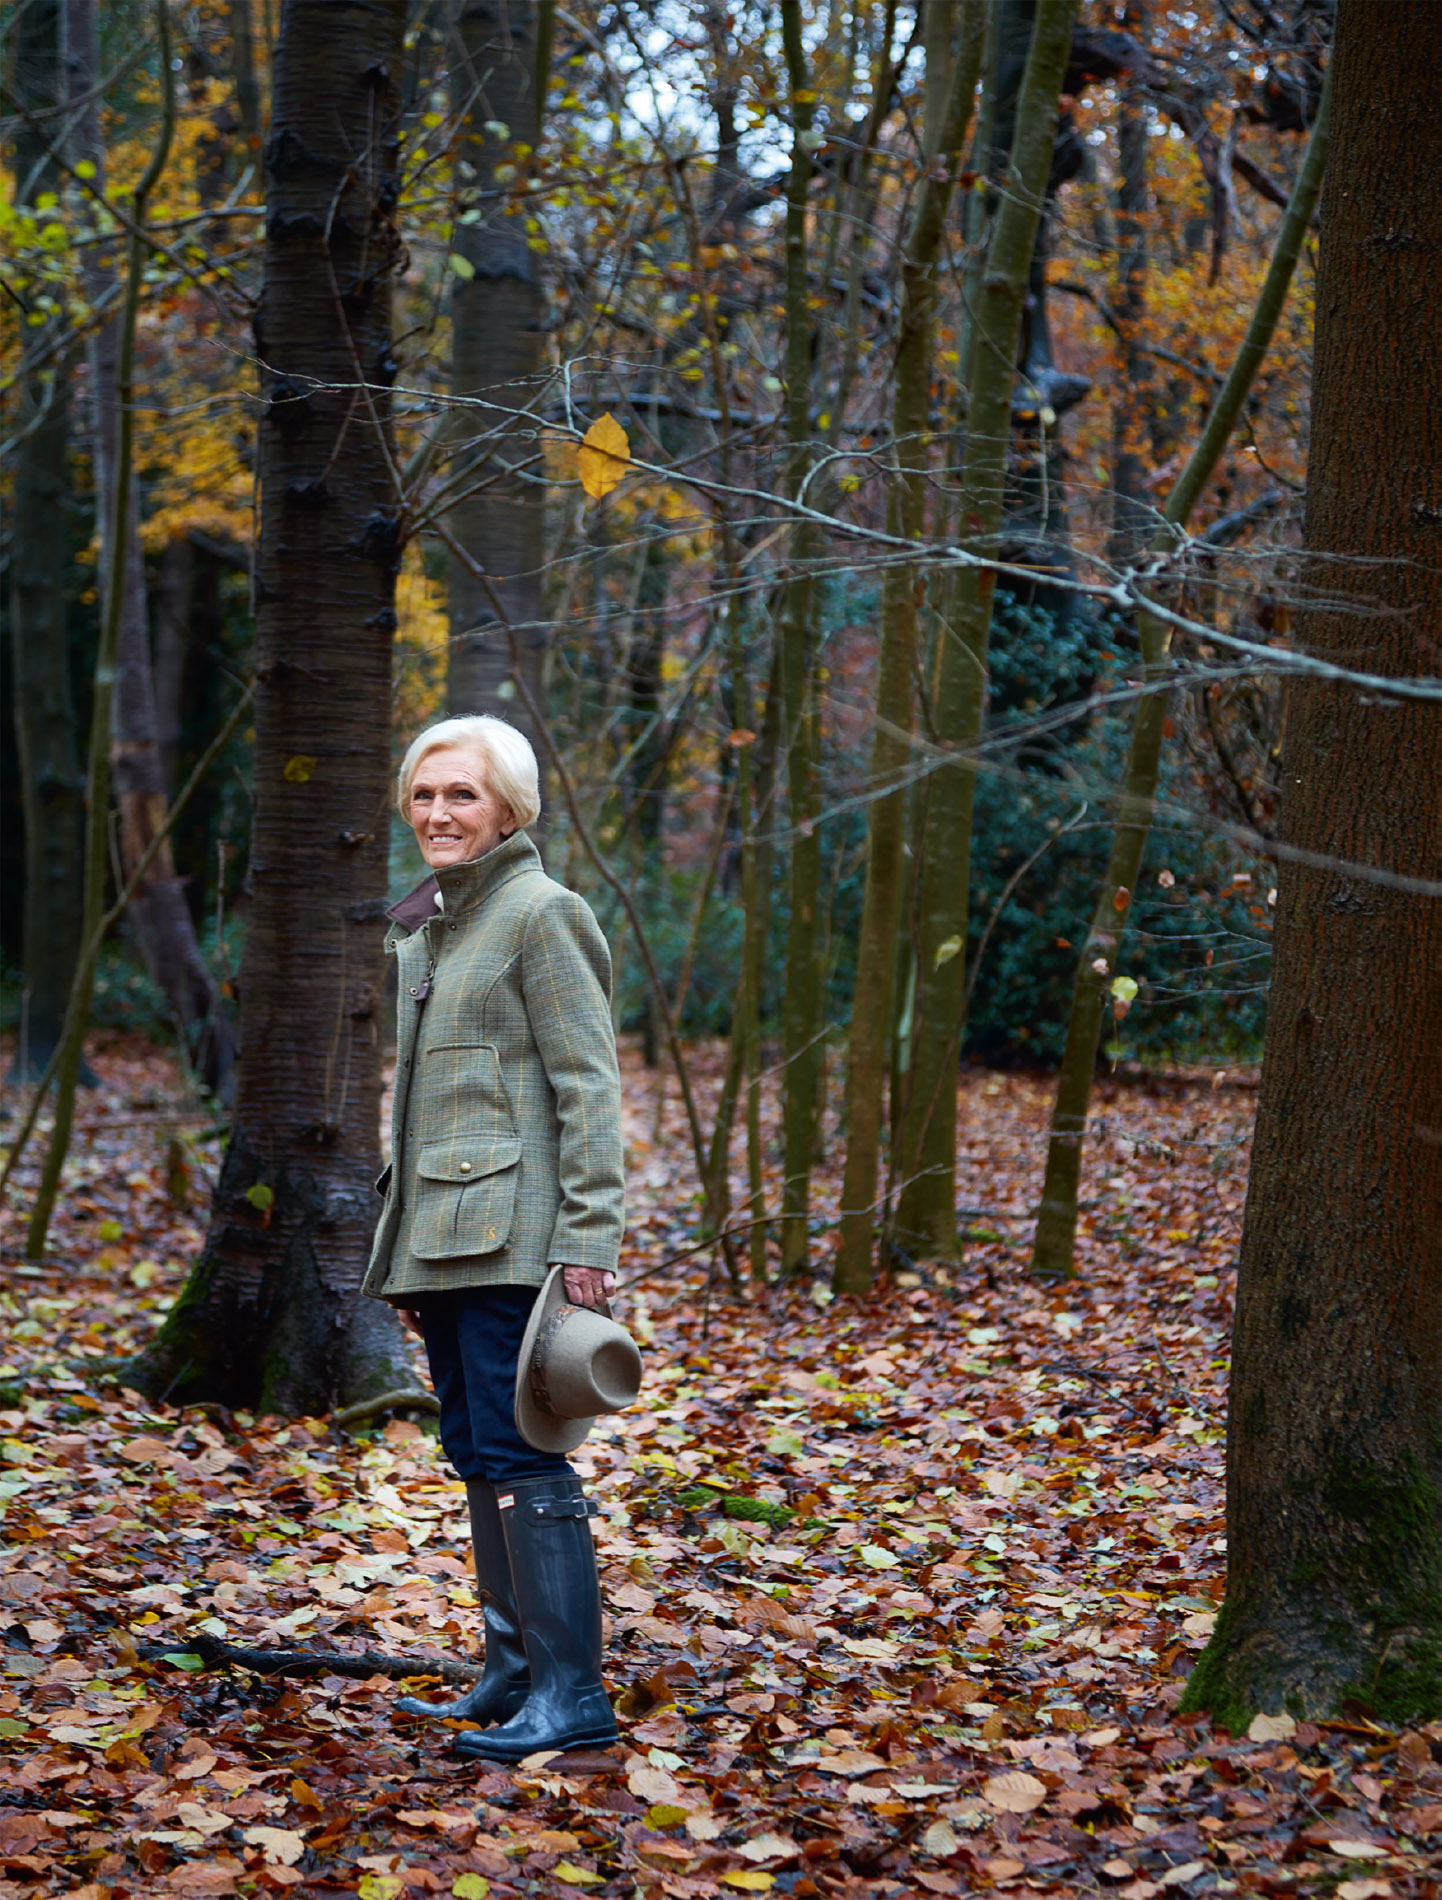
[444,0,547,777]
[1182,0,1440,1727]
[129,0,413,1415]
[65,0,235,1100]
[8,0,86,1082]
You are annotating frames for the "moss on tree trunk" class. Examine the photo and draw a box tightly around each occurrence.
[1180,0,1441,1729]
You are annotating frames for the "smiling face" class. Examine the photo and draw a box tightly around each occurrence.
[408,744,516,869]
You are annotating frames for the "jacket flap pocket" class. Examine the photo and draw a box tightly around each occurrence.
[416,1137,522,1185]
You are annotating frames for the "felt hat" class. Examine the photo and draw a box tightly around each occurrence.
[514,1266,643,1453]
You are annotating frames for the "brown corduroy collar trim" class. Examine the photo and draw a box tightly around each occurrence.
[384,831,540,934]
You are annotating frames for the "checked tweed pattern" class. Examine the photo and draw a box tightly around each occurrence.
[363,832,626,1304]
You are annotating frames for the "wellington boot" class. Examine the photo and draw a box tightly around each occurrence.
[453,1472,618,1762]
[396,1479,529,1724]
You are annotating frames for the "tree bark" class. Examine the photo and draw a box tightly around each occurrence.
[885,0,1078,1266]
[834,0,986,1292]
[1181,0,1440,1727]
[444,0,547,788]
[8,0,86,1082]
[1030,66,1331,1282]
[129,0,413,1415]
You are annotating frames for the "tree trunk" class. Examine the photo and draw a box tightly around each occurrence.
[1030,67,1331,1282]
[66,0,234,1100]
[1106,1,1152,568]
[776,0,822,1276]
[8,0,86,1082]
[886,0,1078,1265]
[230,0,262,147]
[129,0,413,1415]
[1181,0,1440,1728]
[834,0,985,1292]
[444,0,547,787]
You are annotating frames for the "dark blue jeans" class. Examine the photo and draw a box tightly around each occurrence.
[414,1286,572,1486]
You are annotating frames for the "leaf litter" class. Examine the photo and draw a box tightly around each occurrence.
[0,1030,1438,1899]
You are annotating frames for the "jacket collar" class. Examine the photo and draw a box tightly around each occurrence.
[385,830,540,934]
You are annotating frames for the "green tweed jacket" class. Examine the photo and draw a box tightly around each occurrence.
[362,832,626,1304]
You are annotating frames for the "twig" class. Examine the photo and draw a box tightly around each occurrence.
[1150,1326,1213,1412]
[139,1632,479,1684]
[333,1388,440,1427]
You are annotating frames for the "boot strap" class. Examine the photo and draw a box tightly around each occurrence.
[523,1496,600,1521]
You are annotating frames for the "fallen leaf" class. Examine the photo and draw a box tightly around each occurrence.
[921,1818,959,1857]
[242,1826,307,1866]
[451,1878,491,1899]
[1327,1841,1389,1860]
[738,1833,798,1863]
[174,1750,219,1781]
[1248,1711,1297,1742]
[1158,1862,1208,1887]
[552,1864,604,1888]
[982,1771,1047,1814]
[719,1875,775,1893]
[1337,1881,1392,1900]
[627,1764,691,1806]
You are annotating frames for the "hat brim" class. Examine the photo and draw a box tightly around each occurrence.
[514,1266,596,1454]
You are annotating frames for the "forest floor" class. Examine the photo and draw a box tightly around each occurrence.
[0,1032,1438,1900]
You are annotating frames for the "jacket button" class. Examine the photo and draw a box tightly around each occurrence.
[459,1161,472,1174]
[409,987,418,996]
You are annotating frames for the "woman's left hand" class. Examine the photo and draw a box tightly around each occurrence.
[563,1266,617,1310]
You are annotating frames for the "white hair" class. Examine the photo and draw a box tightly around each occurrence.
[397,714,541,829]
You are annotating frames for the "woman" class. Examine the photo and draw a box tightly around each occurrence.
[362,714,626,1763]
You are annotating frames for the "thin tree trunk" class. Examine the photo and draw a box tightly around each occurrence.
[776,0,823,1276]
[884,0,1079,1268]
[8,0,86,1083]
[1030,64,1331,1282]
[834,0,986,1292]
[26,0,178,1260]
[1181,0,1439,1725]
[1106,1,1152,568]
[66,0,234,1100]
[230,0,262,147]
[128,0,413,1413]
[152,535,192,796]
[445,0,547,805]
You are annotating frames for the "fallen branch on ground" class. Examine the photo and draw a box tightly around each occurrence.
[139,1631,479,1683]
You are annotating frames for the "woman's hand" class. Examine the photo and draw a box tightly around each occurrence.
[563,1266,616,1310]
[399,1308,425,1340]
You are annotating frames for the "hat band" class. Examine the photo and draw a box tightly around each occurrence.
[527,1309,572,1419]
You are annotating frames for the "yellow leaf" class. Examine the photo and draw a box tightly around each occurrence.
[552,1864,604,1887]
[576,413,631,500]
[721,1875,776,1893]
[451,1877,490,1899]
[283,755,316,783]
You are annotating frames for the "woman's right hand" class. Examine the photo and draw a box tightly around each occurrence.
[399,1308,424,1340]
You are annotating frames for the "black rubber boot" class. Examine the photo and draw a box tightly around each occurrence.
[453,1472,618,1762]
[396,1480,529,1724]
